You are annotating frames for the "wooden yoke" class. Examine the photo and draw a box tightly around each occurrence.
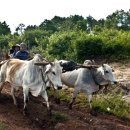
[76,64,99,69]
[34,62,50,66]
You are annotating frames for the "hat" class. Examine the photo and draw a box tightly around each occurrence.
[15,44,20,47]
[20,42,27,47]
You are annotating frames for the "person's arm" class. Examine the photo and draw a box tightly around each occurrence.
[14,51,20,59]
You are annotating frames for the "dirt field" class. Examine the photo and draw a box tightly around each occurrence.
[0,62,130,130]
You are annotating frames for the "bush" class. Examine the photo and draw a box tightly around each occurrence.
[75,35,103,62]
[46,31,78,60]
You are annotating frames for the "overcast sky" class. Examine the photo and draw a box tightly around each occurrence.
[0,0,130,33]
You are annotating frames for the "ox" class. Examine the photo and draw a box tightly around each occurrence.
[0,54,63,115]
[60,60,117,114]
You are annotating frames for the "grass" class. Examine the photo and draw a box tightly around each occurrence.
[48,88,130,119]
[92,93,130,118]
[48,88,72,103]
[0,123,5,130]
[51,111,68,122]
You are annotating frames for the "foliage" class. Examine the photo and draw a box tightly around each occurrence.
[46,31,78,60]
[0,123,5,130]
[0,35,10,49]
[15,23,25,35]
[99,29,130,59]
[75,35,103,62]
[51,112,68,122]
[48,88,130,119]
[48,89,130,118]
[22,29,49,49]
[92,93,130,118]
[0,21,11,35]
[1,9,130,63]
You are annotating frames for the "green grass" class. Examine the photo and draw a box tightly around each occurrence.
[92,93,130,118]
[51,111,68,122]
[48,88,72,103]
[0,123,5,130]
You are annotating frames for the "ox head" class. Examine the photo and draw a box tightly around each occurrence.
[33,54,43,62]
[83,60,95,65]
[100,64,117,85]
[45,59,63,90]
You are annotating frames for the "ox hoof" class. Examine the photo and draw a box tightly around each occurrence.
[68,104,72,110]
[15,103,20,108]
[23,111,27,116]
[46,87,51,90]
[55,98,60,104]
[23,108,29,116]
[23,111,29,116]
[47,109,52,117]
[90,109,97,116]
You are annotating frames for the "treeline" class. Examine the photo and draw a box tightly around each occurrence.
[1,9,130,62]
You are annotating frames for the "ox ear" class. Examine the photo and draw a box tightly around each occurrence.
[91,59,95,64]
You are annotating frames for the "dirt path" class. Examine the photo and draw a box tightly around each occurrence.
[0,62,130,130]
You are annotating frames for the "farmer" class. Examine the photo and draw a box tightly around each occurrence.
[9,44,20,58]
[14,42,29,60]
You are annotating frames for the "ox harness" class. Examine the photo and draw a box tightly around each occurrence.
[40,69,50,90]
[60,61,77,73]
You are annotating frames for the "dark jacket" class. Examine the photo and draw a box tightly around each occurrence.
[15,51,29,60]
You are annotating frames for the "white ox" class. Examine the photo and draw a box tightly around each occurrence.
[60,60,117,114]
[0,54,62,115]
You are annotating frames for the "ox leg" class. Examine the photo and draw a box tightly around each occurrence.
[88,94,93,109]
[23,87,29,115]
[41,90,51,116]
[88,94,97,116]
[0,82,4,93]
[103,85,108,94]
[11,87,18,107]
[0,73,5,93]
[69,88,79,109]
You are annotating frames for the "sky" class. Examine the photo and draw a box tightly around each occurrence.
[0,0,130,33]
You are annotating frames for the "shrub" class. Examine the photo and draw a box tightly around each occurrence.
[92,93,130,118]
[75,35,103,62]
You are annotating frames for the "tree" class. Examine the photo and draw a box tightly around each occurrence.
[15,23,25,35]
[39,19,57,34]
[104,10,130,30]
[0,21,11,35]
[24,25,38,31]
[23,29,48,49]
[86,15,97,32]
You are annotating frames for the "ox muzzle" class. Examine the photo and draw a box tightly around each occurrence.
[57,86,62,90]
